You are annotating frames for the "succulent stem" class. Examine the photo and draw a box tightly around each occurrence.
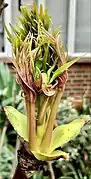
[40,89,63,152]
[25,92,37,151]
[38,96,49,125]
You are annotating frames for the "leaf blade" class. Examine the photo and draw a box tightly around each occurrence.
[32,150,69,161]
[4,106,28,142]
[49,57,80,83]
[49,119,86,153]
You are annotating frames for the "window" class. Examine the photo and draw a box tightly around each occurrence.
[0,0,12,57]
[46,0,69,45]
[45,0,91,54]
[0,0,91,58]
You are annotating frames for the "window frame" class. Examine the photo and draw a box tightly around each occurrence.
[67,0,77,53]
[0,0,12,60]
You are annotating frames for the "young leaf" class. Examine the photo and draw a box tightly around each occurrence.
[43,45,49,72]
[47,57,58,80]
[49,57,80,83]
[32,149,69,161]
[4,25,14,43]
[4,106,28,141]
[49,119,86,153]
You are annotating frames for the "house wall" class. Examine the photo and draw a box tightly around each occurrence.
[0,57,91,100]
[64,62,91,99]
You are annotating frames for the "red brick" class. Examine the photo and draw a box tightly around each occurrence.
[64,63,91,99]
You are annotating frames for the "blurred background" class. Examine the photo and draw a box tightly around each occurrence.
[0,0,91,179]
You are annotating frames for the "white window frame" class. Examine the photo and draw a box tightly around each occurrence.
[0,0,12,60]
[68,0,77,54]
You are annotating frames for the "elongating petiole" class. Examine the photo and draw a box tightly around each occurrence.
[25,92,37,151]
[40,89,64,152]
[38,97,49,125]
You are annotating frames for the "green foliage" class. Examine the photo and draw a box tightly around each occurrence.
[0,144,14,179]
[0,63,23,144]
[5,3,51,51]
[1,94,91,178]
[53,98,91,178]
[33,171,49,179]
[0,64,23,178]
[31,98,91,178]
[4,106,28,141]
[49,119,85,153]
[0,63,23,112]
[49,57,80,83]
[57,98,79,123]
[5,105,86,161]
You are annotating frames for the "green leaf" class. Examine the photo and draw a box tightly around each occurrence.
[47,57,58,80]
[41,73,48,87]
[39,4,43,19]
[9,23,20,37]
[4,106,28,142]
[49,119,86,153]
[32,149,69,161]
[49,57,80,83]
[43,45,49,72]
[34,66,41,81]
[4,25,14,43]
[20,6,31,22]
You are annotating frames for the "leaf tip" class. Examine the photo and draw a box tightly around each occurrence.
[64,153,69,161]
[84,118,89,124]
[81,118,89,125]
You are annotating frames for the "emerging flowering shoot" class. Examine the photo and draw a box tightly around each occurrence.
[5,3,87,163]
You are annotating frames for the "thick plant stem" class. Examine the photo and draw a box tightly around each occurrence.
[41,89,63,152]
[12,164,27,179]
[12,142,45,179]
[25,92,37,151]
[38,97,49,125]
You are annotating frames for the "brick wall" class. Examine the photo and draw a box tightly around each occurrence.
[64,63,91,99]
[0,57,91,100]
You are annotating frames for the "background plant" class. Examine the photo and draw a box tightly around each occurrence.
[0,63,23,179]
[55,98,91,179]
